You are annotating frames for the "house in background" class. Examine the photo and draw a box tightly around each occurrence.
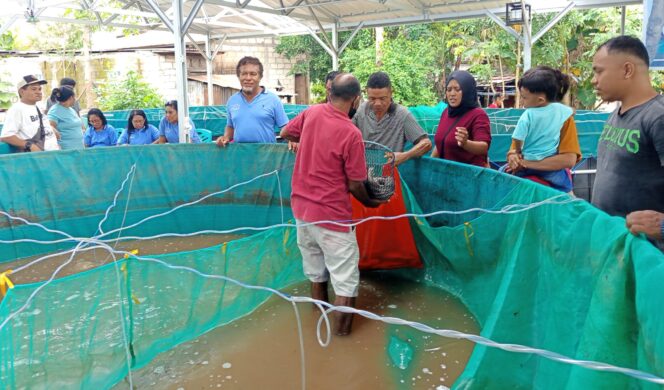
[0,30,308,110]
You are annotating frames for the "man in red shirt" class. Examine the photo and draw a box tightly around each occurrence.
[281,73,384,336]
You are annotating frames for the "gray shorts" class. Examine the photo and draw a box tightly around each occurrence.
[295,219,360,297]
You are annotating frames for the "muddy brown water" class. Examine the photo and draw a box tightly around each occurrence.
[1,234,244,285]
[3,236,479,389]
[115,273,479,390]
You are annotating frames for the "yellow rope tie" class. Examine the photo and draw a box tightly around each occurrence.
[120,250,141,305]
[463,222,475,257]
[283,229,290,255]
[221,242,227,256]
[1,270,15,296]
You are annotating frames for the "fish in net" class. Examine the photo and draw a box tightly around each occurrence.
[363,141,396,201]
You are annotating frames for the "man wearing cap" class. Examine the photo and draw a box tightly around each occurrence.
[1,75,59,152]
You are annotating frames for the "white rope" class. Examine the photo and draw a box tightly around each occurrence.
[2,214,662,385]
[4,193,582,275]
[85,250,664,386]
[290,301,307,390]
[0,165,658,387]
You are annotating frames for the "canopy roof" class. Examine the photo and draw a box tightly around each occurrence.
[2,0,641,41]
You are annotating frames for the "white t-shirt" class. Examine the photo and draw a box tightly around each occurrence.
[1,101,59,151]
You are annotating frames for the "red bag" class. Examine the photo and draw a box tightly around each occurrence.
[352,169,422,270]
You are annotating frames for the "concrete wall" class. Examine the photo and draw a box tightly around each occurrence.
[0,36,303,111]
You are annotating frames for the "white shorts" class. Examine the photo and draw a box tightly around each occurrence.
[295,219,360,298]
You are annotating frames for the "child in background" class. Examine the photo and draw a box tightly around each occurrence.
[506,66,575,193]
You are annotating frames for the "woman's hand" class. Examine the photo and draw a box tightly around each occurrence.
[454,127,468,147]
[53,129,61,140]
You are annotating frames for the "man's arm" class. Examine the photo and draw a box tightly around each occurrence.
[280,110,306,143]
[348,180,384,208]
[395,136,432,165]
[280,124,300,141]
[0,135,41,151]
[397,110,432,164]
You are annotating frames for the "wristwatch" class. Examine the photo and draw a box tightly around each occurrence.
[24,141,32,152]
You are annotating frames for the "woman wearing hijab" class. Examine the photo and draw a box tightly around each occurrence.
[432,71,491,167]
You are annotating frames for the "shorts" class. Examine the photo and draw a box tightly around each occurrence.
[295,219,360,297]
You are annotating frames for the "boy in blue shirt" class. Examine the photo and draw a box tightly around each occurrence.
[507,66,575,193]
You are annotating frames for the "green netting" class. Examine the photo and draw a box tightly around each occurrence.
[1,104,607,159]
[0,145,662,389]
[102,105,310,138]
[398,158,664,389]
[406,106,609,161]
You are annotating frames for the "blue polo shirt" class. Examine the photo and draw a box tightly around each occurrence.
[226,88,289,143]
[158,117,201,144]
[117,125,160,145]
[84,124,117,148]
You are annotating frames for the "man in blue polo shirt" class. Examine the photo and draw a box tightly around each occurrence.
[216,56,289,146]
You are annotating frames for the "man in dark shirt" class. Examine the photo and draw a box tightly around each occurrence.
[591,36,664,249]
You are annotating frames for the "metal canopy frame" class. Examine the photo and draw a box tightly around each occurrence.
[1,0,641,142]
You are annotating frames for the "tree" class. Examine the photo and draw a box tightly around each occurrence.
[96,71,163,111]
[275,7,663,108]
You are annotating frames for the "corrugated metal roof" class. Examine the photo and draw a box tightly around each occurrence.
[3,0,641,42]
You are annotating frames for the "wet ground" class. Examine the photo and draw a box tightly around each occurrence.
[2,235,479,389]
[118,273,479,390]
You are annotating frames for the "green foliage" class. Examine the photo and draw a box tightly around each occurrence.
[276,7,662,108]
[310,82,327,104]
[0,29,14,50]
[96,71,163,111]
[276,29,375,83]
[275,34,333,83]
[379,31,438,105]
[0,77,15,111]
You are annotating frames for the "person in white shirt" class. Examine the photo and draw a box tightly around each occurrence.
[1,75,59,152]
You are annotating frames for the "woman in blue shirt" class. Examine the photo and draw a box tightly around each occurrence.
[157,100,201,144]
[84,108,117,148]
[47,86,84,150]
[117,110,160,145]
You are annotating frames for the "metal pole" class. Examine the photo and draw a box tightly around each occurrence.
[621,6,626,35]
[206,33,214,106]
[332,23,339,70]
[522,1,532,72]
[173,0,189,143]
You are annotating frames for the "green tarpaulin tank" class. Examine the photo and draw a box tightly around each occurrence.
[0,145,662,389]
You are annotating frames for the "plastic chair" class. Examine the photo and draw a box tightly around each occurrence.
[196,128,212,143]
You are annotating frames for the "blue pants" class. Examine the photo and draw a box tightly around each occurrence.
[515,168,573,193]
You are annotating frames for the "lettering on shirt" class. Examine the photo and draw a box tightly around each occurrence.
[599,124,640,154]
